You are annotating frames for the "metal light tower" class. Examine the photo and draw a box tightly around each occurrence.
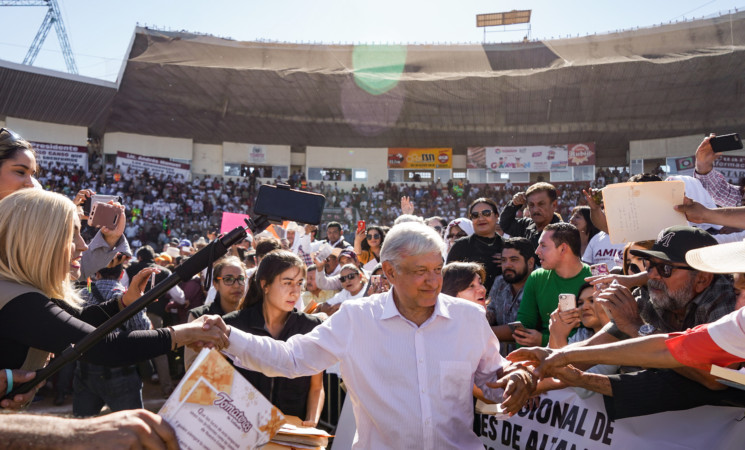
[0,0,78,74]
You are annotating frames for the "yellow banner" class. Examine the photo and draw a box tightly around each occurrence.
[387,148,452,169]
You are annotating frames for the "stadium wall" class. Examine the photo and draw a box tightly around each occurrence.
[192,143,223,175]
[103,132,192,160]
[6,117,86,147]
[307,146,388,186]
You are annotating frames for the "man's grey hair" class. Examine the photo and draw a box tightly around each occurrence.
[393,214,425,226]
[381,222,446,266]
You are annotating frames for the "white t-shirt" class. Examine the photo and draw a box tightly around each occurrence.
[582,231,624,268]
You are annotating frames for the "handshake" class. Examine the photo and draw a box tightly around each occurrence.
[170,315,232,351]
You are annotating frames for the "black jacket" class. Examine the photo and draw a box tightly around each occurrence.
[222,302,322,417]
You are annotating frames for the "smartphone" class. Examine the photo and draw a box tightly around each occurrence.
[83,194,122,217]
[357,220,366,233]
[507,321,526,333]
[591,188,603,206]
[590,263,609,277]
[88,202,120,229]
[558,293,577,311]
[253,184,325,225]
[370,274,382,292]
[710,133,743,152]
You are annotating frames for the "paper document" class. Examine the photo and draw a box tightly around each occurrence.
[711,364,745,391]
[159,349,285,449]
[602,181,687,244]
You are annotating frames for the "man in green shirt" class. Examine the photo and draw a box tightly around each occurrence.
[515,223,591,347]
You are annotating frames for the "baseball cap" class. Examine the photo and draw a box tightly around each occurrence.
[178,239,193,248]
[630,225,717,265]
[686,238,745,273]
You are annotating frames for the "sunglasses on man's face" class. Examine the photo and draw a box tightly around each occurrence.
[642,259,695,278]
[469,209,494,220]
[339,272,360,282]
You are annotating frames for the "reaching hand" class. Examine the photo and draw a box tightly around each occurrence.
[507,346,568,380]
[512,192,527,206]
[175,315,230,350]
[101,202,126,247]
[595,283,643,337]
[73,409,178,450]
[674,196,711,224]
[0,370,42,409]
[400,196,414,215]
[512,327,543,347]
[695,133,720,175]
[486,367,535,414]
[122,267,161,306]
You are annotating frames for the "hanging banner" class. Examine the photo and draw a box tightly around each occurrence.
[568,143,596,166]
[467,147,487,168]
[477,388,745,449]
[32,141,89,172]
[115,152,191,181]
[388,148,452,169]
[671,155,745,181]
[485,146,568,172]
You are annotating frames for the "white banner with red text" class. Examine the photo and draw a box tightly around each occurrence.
[115,152,191,181]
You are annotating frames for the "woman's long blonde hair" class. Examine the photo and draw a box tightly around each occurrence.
[0,189,81,307]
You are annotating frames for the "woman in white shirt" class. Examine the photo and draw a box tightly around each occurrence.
[317,264,368,315]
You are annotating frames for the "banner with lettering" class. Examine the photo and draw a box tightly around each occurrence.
[32,141,88,172]
[477,388,745,449]
[387,148,452,169]
[484,146,568,172]
[116,152,191,181]
[567,143,596,166]
[670,154,745,182]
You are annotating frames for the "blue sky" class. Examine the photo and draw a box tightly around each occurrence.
[1,0,743,81]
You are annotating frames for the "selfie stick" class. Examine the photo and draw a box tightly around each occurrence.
[5,216,276,399]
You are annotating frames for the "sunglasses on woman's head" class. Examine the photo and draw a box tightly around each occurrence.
[0,128,24,147]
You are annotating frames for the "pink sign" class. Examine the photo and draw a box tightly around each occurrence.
[220,212,250,235]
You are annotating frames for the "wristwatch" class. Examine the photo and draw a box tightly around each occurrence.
[638,323,656,337]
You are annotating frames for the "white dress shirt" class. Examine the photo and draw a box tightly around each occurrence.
[224,289,507,449]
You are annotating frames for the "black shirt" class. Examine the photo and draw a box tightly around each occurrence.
[0,292,171,369]
[447,233,504,293]
[223,302,322,417]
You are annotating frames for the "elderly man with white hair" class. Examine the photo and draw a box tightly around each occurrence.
[217,222,535,449]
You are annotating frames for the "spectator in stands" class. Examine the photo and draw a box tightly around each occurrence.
[499,182,562,249]
[444,218,473,253]
[447,198,504,292]
[73,262,152,417]
[354,224,386,272]
[184,256,247,368]
[0,189,228,377]
[223,251,324,426]
[441,262,487,308]
[300,264,337,310]
[487,237,536,356]
[569,206,599,258]
[324,221,352,249]
[515,223,590,347]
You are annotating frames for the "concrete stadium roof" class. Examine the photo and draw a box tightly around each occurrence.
[3,12,745,166]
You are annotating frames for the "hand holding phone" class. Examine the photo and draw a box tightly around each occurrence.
[558,293,576,311]
[88,203,120,229]
[709,133,743,152]
[507,321,526,333]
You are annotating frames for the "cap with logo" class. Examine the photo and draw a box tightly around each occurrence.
[629,225,717,265]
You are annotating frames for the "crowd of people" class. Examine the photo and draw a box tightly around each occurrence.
[3,125,745,449]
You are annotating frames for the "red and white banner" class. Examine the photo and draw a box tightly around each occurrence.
[477,388,745,449]
[115,152,191,181]
[32,141,88,172]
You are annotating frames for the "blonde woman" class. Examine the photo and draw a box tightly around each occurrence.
[0,189,228,373]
